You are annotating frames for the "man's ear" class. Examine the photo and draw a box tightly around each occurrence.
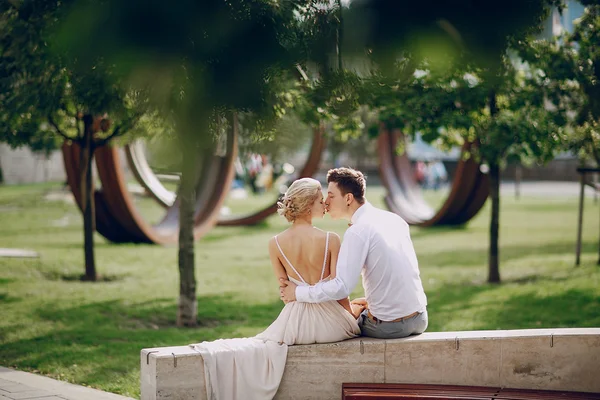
[346,193,355,205]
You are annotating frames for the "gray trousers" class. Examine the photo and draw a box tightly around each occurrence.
[358,309,428,339]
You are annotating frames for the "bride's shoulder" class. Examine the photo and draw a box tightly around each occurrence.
[268,229,289,245]
[313,229,341,245]
[311,227,333,238]
[327,231,341,247]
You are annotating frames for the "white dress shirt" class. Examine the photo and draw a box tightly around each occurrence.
[295,202,427,321]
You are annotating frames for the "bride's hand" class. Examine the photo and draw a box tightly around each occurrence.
[279,278,297,302]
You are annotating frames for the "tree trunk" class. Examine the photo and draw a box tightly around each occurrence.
[80,115,97,281]
[487,89,501,284]
[515,164,522,200]
[488,162,501,283]
[177,140,199,327]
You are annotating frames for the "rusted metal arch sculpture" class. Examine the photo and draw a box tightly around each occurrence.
[377,128,489,226]
[125,141,176,207]
[125,124,326,226]
[62,115,237,244]
[63,120,488,244]
[63,143,135,243]
[126,125,487,229]
[125,65,325,226]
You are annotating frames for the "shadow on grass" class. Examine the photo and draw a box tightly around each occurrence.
[0,293,283,393]
[0,279,20,304]
[419,240,598,268]
[43,241,143,250]
[41,271,129,282]
[0,293,20,304]
[503,273,573,285]
[477,289,600,330]
[425,281,600,332]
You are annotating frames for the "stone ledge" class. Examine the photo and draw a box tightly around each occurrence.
[140,328,600,400]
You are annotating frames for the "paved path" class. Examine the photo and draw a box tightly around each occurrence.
[0,367,135,400]
[0,249,39,258]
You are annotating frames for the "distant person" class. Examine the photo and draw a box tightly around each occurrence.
[232,158,246,189]
[256,155,273,192]
[245,153,263,194]
[415,160,427,186]
[427,160,447,190]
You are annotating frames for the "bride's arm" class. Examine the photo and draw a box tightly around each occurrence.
[329,234,357,317]
[268,237,289,303]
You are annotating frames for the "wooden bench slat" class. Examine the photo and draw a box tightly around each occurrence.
[341,383,600,400]
[496,388,600,400]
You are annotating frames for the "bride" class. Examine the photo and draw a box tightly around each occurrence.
[190,177,362,400]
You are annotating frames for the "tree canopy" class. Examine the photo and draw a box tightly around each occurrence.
[520,3,600,166]
[0,0,144,151]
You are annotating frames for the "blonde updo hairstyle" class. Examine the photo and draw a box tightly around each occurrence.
[277,178,322,223]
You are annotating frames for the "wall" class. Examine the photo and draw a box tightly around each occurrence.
[0,144,66,185]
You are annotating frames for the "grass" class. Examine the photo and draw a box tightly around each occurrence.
[1,182,599,398]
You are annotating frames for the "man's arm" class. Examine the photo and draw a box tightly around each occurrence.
[294,230,368,303]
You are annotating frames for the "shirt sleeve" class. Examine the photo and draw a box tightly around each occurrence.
[295,229,369,303]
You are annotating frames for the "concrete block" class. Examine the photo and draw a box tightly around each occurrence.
[500,331,600,392]
[141,328,600,400]
[276,338,385,399]
[141,346,206,400]
[384,334,502,387]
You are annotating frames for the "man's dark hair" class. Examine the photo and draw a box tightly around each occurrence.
[326,167,366,204]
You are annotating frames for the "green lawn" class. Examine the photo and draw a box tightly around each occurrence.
[0,182,599,398]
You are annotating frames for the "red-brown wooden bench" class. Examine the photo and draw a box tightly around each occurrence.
[342,383,600,400]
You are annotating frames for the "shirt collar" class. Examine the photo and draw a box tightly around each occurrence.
[350,201,371,225]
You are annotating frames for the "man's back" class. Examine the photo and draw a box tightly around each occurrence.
[347,203,427,320]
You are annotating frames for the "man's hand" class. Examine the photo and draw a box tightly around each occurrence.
[350,297,367,319]
[279,278,297,303]
[350,303,366,319]
[350,297,367,306]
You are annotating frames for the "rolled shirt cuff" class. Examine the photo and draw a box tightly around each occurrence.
[295,285,309,303]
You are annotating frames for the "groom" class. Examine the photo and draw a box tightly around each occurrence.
[280,167,428,339]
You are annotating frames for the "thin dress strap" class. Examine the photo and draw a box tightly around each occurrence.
[320,232,330,281]
[274,235,306,284]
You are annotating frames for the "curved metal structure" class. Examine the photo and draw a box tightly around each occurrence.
[62,143,134,243]
[63,119,488,245]
[62,116,237,244]
[125,141,176,207]
[125,125,326,226]
[218,125,326,226]
[377,128,489,226]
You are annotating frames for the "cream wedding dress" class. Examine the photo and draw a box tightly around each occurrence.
[190,232,360,400]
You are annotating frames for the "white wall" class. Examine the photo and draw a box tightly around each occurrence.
[0,144,66,185]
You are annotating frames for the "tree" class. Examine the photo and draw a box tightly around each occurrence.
[318,0,565,283]
[56,0,313,326]
[396,54,566,283]
[0,0,146,281]
[520,2,600,168]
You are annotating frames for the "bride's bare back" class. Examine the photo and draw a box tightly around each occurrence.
[270,226,338,284]
[268,226,355,316]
